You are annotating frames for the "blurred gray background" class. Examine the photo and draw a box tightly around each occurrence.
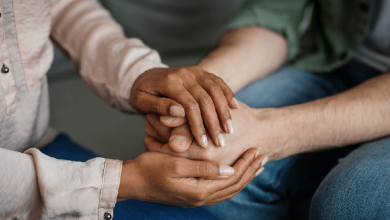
[48,0,244,160]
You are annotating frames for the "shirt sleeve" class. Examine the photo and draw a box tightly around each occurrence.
[0,148,122,220]
[50,0,168,112]
[224,0,309,62]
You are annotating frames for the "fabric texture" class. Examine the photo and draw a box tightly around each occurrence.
[354,0,390,72]
[225,0,375,72]
[0,0,167,218]
[202,60,384,220]
[310,136,390,219]
[40,133,218,220]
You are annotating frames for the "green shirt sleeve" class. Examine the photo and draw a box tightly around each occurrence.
[224,0,310,62]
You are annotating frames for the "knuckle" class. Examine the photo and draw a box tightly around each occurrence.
[191,192,208,201]
[197,161,215,177]
[198,95,212,107]
[208,83,220,93]
[185,101,199,110]
[176,67,188,73]
[163,73,179,83]
[193,201,204,207]
[152,99,165,113]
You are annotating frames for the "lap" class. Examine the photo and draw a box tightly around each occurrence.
[310,136,390,220]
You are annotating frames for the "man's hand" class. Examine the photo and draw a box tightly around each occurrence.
[130,66,239,148]
[117,148,265,207]
[144,102,270,166]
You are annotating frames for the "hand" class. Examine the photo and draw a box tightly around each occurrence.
[117,148,266,207]
[145,102,268,166]
[130,66,239,148]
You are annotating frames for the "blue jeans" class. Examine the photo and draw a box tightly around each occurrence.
[40,134,218,220]
[202,60,390,220]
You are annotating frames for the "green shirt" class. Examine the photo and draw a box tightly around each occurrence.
[225,0,375,72]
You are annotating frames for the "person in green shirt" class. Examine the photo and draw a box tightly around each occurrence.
[145,0,390,219]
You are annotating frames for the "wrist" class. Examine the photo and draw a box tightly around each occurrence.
[117,160,136,200]
[252,107,302,160]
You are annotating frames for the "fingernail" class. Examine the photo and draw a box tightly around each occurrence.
[261,157,269,167]
[161,116,175,123]
[218,134,226,147]
[169,135,187,147]
[226,119,234,134]
[255,167,264,177]
[232,98,239,108]
[170,106,185,117]
[255,148,261,158]
[219,165,234,176]
[200,135,208,148]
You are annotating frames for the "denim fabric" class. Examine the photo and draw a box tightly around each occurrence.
[40,134,217,220]
[202,60,386,220]
[310,137,390,219]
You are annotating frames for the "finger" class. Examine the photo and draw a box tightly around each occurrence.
[208,74,239,109]
[173,157,234,180]
[199,77,233,134]
[195,148,260,194]
[162,86,208,148]
[144,136,165,152]
[185,83,225,147]
[146,113,172,143]
[134,92,185,117]
[160,116,188,127]
[169,123,194,153]
[145,123,166,143]
[206,155,266,205]
[144,136,190,158]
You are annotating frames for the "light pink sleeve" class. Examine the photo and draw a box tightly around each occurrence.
[50,0,167,112]
[0,148,122,220]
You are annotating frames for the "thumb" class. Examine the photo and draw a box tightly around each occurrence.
[168,123,194,153]
[160,116,188,127]
[179,159,235,180]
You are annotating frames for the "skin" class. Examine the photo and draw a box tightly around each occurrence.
[144,26,390,166]
[117,148,267,207]
[198,26,287,93]
[130,66,238,148]
[145,103,260,166]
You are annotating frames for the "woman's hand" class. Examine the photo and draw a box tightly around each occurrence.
[117,148,265,207]
[144,102,269,166]
[130,66,239,148]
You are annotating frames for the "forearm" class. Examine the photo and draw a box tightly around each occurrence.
[261,74,390,159]
[198,26,287,93]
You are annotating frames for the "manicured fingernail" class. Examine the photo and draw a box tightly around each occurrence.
[226,119,234,134]
[255,167,264,177]
[170,106,185,117]
[218,134,226,147]
[161,116,175,123]
[200,135,208,148]
[261,157,269,167]
[169,135,187,147]
[232,98,239,108]
[255,148,261,158]
[219,165,234,176]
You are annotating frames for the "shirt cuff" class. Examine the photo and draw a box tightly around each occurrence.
[97,159,123,220]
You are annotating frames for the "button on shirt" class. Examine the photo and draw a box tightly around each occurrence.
[0,0,166,219]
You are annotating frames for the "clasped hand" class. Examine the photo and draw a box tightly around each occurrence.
[119,66,268,207]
